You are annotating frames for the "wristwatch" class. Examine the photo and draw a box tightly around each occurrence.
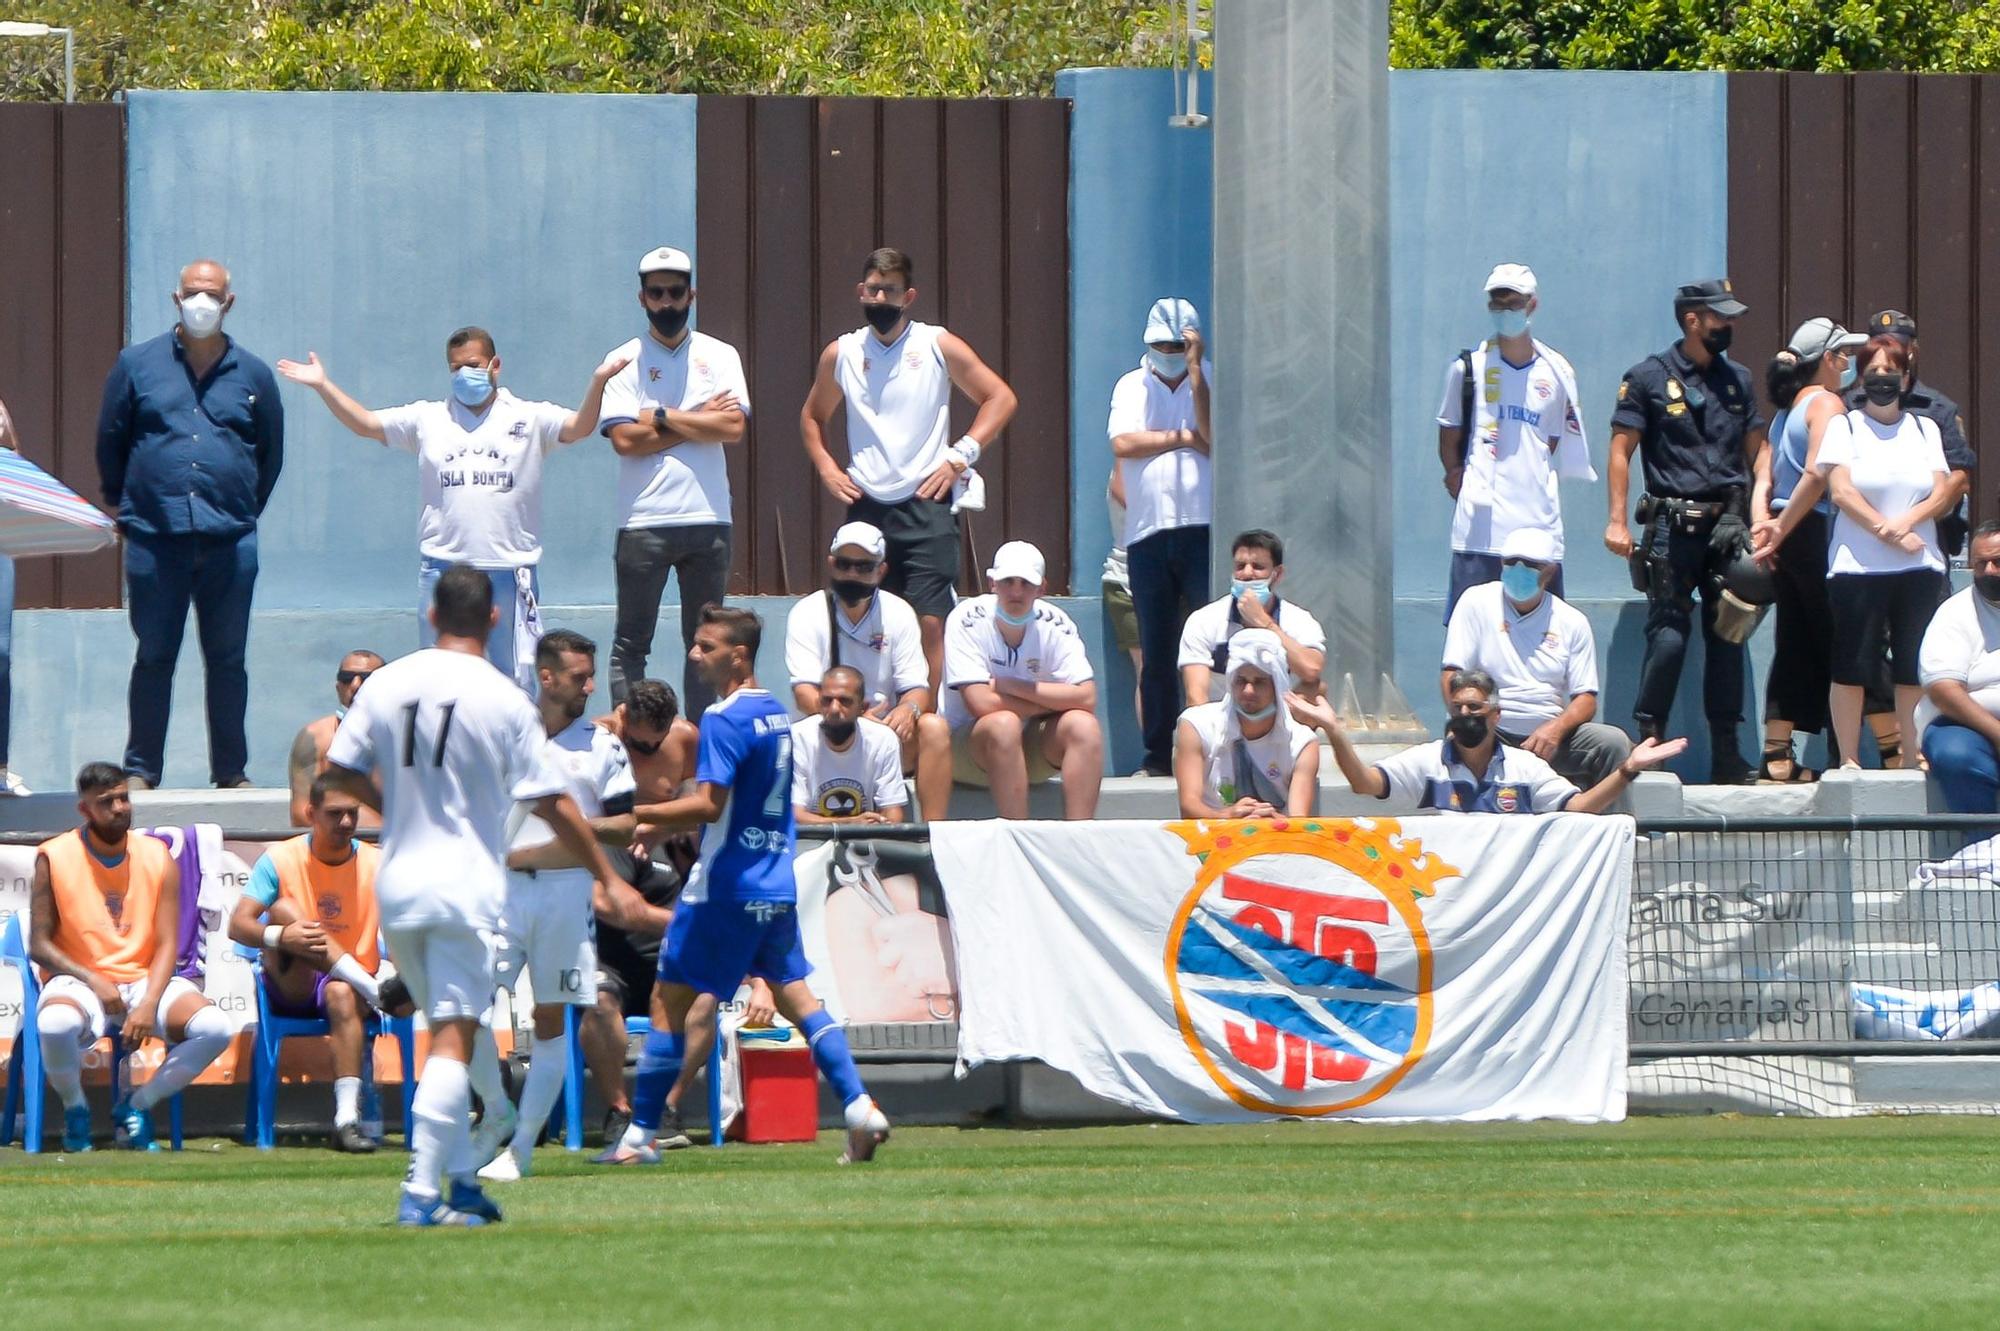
[652,406,668,430]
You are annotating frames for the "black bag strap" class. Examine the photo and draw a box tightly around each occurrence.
[1456,347,1475,465]
[827,591,842,670]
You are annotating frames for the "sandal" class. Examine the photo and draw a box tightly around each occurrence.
[1878,740,1902,770]
[1759,741,1819,784]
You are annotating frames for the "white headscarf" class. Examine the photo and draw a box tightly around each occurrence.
[1224,629,1290,736]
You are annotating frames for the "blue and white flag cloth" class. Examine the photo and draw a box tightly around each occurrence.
[0,450,117,557]
[930,814,1633,1124]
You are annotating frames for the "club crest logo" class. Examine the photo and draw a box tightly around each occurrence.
[317,892,344,921]
[1164,819,1457,1114]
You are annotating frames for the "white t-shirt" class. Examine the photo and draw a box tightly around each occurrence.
[789,715,907,817]
[1436,346,1583,557]
[1109,360,1214,548]
[1179,700,1314,810]
[1372,740,1577,814]
[508,716,637,895]
[376,389,572,567]
[1440,583,1599,733]
[1177,595,1327,699]
[1816,409,1948,575]
[941,595,1094,731]
[598,331,750,529]
[834,321,953,503]
[326,648,562,930]
[783,589,928,712]
[1916,587,2000,734]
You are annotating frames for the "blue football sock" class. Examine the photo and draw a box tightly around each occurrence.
[630,1029,684,1133]
[800,1009,867,1107]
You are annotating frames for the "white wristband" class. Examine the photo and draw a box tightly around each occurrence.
[263,924,284,950]
[952,436,982,468]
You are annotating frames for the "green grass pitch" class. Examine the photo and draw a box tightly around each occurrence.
[3,1117,1998,1328]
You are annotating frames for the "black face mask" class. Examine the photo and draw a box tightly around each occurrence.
[1863,373,1905,407]
[822,719,858,746]
[1976,574,2000,604]
[1701,325,1734,356]
[1446,713,1491,749]
[863,302,904,334]
[829,577,875,606]
[648,304,690,339]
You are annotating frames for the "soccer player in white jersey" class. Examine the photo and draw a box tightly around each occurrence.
[597,246,752,718]
[278,328,627,686]
[325,565,627,1228]
[478,629,671,1183]
[596,605,890,1165]
[800,246,1018,692]
[941,540,1103,820]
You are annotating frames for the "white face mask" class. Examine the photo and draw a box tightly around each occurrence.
[178,292,225,338]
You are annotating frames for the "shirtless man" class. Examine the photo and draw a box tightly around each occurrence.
[287,650,384,827]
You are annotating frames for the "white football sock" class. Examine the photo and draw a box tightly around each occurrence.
[36,1004,88,1110]
[132,1005,231,1110]
[406,1055,468,1200]
[329,954,382,1009]
[333,1076,362,1128]
[511,1032,568,1157]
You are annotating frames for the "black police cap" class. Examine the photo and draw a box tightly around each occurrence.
[1674,278,1748,318]
[1871,309,1918,341]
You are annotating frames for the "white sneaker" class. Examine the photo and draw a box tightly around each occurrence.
[838,1095,890,1165]
[0,769,32,797]
[470,1102,518,1168]
[477,1147,527,1182]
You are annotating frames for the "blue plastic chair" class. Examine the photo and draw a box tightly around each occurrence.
[0,914,46,1152]
[241,960,417,1150]
[547,1013,726,1150]
[2,913,186,1151]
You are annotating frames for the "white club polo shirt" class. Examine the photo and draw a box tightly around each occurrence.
[1177,595,1327,700]
[784,589,929,712]
[1440,583,1599,734]
[941,595,1093,732]
[1372,740,1579,814]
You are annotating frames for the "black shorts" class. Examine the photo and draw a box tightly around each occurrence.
[848,492,960,619]
[594,850,678,1017]
[1828,568,1946,687]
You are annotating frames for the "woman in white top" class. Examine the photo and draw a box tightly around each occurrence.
[1173,629,1319,818]
[1816,334,1955,769]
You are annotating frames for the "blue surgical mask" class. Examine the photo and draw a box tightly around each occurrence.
[1234,699,1277,723]
[995,604,1034,628]
[1838,356,1858,390]
[1147,348,1188,379]
[451,365,493,406]
[1491,308,1530,338]
[1231,578,1273,607]
[1501,562,1543,603]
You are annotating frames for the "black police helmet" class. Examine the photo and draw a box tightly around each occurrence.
[1722,551,1777,606]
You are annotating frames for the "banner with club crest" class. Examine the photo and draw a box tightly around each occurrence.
[929,815,1634,1123]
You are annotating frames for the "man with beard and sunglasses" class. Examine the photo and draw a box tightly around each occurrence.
[784,522,950,819]
[286,649,384,828]
[800,247,1017,696]
[597,246,751,718]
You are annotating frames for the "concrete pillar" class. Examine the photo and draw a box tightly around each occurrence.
[1211,1,1393,696]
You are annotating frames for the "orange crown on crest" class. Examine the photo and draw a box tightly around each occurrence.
[1166,817,1460,902]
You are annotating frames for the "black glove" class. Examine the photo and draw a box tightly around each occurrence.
[1709,512,1749,560]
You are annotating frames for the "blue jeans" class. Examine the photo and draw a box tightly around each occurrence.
[0,554,13,767]
[417,559,535,685]
[1128,524,1210,771]
[123,529,258,786]
[1922,719,2000,813]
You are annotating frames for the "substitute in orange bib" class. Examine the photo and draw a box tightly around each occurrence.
[230,773,410,1153]
[30,762,233,1151]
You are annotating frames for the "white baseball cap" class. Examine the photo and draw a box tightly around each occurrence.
[828,522,886,559]
[986,540,1046,585]
[1144,298,1201,344]
[1500,527,1559,565]
[1483,263,1538,297]
[639,246,693,276]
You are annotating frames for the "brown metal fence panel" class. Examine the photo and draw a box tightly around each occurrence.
[696,96,1072,595]
[0,102,124,610]
[1728,73,1998,523]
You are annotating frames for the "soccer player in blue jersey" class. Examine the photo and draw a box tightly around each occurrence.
[596,604,891,1165]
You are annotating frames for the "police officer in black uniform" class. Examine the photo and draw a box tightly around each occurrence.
[1605,279,1769,784]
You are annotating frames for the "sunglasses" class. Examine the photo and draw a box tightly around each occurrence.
[623,735,663,756]
[336,670,373,686]
[832,556,879,574]
[644,284,691,302]
[1500,558,1549,572]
